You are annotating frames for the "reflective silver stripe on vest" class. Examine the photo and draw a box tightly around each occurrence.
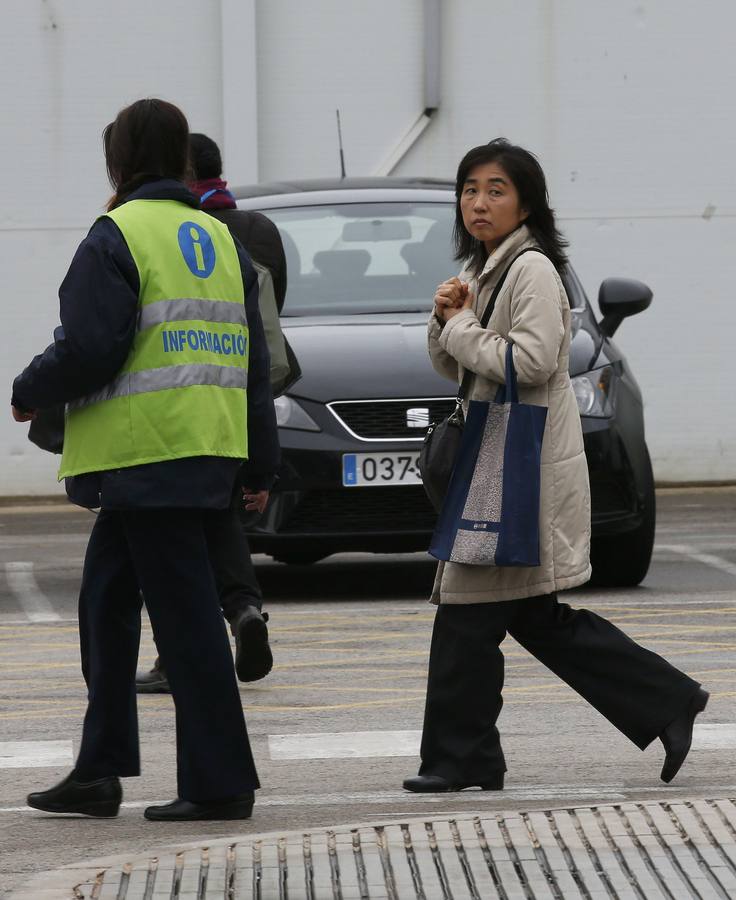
[138,298,247,331]
[68,364,248,411]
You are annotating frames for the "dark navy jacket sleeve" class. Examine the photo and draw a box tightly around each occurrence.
[235,243,280,490]
[12,218,139,411]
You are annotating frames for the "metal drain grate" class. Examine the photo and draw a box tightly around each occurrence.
[67,799,736,899]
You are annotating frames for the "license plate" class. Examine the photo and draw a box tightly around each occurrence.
[342,452,422,486]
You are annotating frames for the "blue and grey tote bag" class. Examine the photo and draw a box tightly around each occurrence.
[429,344,547,566]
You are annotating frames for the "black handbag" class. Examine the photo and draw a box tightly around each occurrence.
[418,248,541,511]
[28,403,65,455]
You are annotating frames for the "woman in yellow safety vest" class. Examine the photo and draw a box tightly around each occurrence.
[12,98,278,822]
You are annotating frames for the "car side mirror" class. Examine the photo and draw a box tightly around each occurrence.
[598,278,653,338]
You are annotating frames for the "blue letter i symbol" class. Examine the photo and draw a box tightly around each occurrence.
[190,226,206,271]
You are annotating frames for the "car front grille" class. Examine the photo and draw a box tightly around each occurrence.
[282,486,438,534]
[328,398,456,440]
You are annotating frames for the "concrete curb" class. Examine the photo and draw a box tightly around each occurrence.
[8,796,736,899]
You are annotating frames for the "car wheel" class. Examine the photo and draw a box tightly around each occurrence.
[270,551,328,566]
[590,448,656,587]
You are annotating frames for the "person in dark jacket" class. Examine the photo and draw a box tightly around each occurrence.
[12,98,278,821]
[135,131,290,694]
[189,132,287,310]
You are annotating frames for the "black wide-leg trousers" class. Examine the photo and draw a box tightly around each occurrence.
[74,508,259,801]
[418,594,701,783]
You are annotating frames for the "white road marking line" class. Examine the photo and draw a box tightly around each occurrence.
[657,545,736,580]
[4,562,60,622]
[253,787,629,804]
[0,504,83,515]
[0,616,77,625]
[269,725,736,761]
[5,782,736,815]
[0,790,625,814]
[0,740,73,768]
[655,540,736,551]
[4,785,736,815]
[269,730,421,759]
[657,519,736,528]
[693,724,736,749]
[0,534,90,548]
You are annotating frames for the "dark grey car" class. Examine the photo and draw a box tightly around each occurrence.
[235,178,655,587]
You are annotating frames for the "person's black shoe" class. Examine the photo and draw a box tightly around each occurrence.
[27,772,122,817]
[135,658,170,694]
[402,773,504,793]
[660,687,709,783]
[230,607,273,682]
[144,793,254,821]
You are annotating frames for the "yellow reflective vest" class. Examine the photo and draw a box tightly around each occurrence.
[59,199,249,478]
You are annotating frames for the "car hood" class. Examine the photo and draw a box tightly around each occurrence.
[282,312,453,402]
[282,312,599,402]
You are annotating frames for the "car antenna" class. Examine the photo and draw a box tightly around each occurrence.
[336,109,347,179]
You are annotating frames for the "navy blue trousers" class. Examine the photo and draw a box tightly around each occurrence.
[74,508,259,801]
[418,594,701,783]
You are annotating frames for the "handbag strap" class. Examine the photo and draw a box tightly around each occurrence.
[455,247,544,404]
[495,343,519,404]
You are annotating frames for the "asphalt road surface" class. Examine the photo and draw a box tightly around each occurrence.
[0,488,734,896]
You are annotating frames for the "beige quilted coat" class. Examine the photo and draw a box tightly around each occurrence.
[427,224,591,604]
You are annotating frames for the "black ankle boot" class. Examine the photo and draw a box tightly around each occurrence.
[229,607,273,682]
[660,687,709,783]
[27,771,122,817]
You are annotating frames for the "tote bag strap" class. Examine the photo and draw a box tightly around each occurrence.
[494,343,519,404]
[455,247,545,404]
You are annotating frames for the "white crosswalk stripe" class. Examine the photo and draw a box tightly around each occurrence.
[4,561,60,622]
[269,730,421,759]
[268,725,736,760]
[0,740,73,769]
[658,544,736,579]
[4,783,736,815]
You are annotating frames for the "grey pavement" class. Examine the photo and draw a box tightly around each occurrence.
[1,487,735,898]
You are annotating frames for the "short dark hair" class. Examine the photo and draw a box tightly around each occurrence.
[453,138,568,276]
[189,133,223,180]
[103,98,189,210]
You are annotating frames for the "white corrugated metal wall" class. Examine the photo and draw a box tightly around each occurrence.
[0,0,733,494]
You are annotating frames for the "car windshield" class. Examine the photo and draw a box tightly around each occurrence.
[263,202,457,316]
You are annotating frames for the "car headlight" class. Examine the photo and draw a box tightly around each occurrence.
[273,395,320,431]
[571,366,614,417]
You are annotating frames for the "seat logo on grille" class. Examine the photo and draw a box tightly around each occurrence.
[406,407,430,428]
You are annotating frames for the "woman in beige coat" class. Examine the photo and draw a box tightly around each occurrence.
[404,139,708,793]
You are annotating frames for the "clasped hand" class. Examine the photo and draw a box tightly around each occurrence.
[433,277,474,323]
[242,488,269,514]
[11,406,35,422]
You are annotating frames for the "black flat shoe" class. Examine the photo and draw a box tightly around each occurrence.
[230,607,273,682]
[135,658,170,694]
[402,773,504,793]
[27,772,122,817]
[660,687,709,783]
[144,793,255,821]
